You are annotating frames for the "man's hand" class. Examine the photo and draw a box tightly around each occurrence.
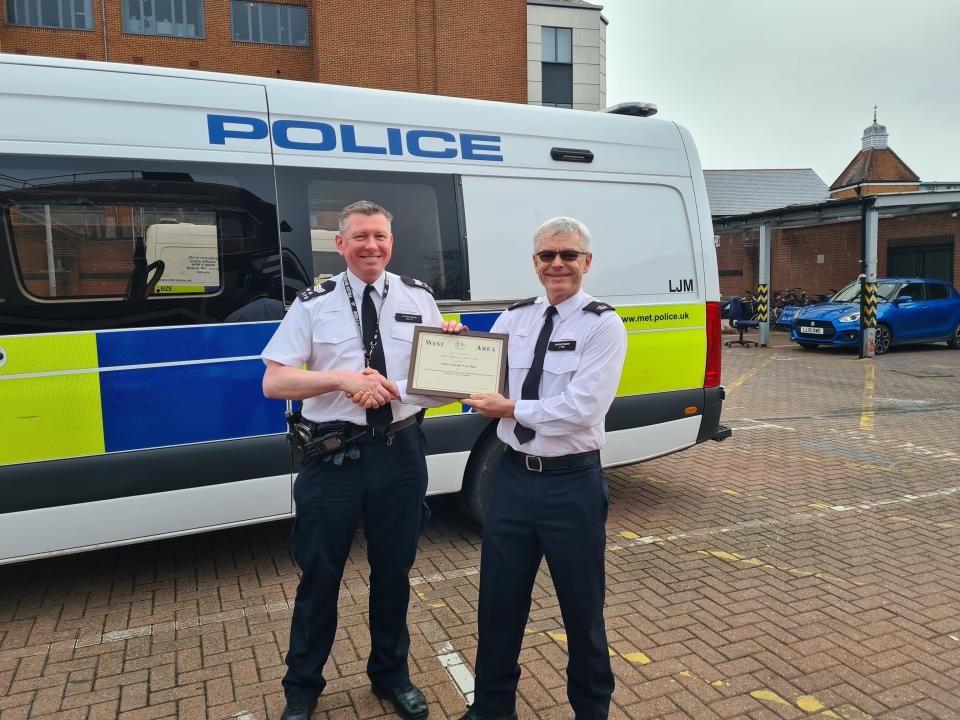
[440,319,469,334]
[342,367,399,408]
[461,392,515,418]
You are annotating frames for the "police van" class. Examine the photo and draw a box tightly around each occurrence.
[0,55,728,564]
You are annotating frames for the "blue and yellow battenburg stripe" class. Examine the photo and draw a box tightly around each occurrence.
[0,303,705,466]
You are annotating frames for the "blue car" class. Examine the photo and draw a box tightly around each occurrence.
[791,278,960,354]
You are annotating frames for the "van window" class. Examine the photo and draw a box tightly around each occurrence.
[275,168,465,299]
[0,157,308,333]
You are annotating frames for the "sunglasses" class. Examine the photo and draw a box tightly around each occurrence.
[535,250,588,262]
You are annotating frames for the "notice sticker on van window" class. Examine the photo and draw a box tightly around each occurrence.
[145,222,220,295]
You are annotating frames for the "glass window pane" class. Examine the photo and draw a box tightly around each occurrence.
[291,5,307,45]
[186,0,203,37]
[261,3,279,43]
[40,0,60,26]
[142,0,154,32]
[542,26,556,62]
[232,1,250,40]
[557,28,572,63]
[124,0,141,32]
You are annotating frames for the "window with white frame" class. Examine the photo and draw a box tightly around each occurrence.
[5,0,93,30]
[122,0,205,38]
[541,26,573,108]
[231,1,308,46]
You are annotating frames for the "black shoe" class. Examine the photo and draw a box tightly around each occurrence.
[458,706,518,720]
[280,701,316,720]
[372,681,429,719]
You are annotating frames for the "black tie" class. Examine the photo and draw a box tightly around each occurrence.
[514,305,557,445]
[362,284,393,431]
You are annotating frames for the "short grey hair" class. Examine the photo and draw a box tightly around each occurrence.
[338,200,393,234]
[533,216,591,251]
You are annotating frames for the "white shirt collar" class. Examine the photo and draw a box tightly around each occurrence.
[345,268,387,297]
[537,288,587,322]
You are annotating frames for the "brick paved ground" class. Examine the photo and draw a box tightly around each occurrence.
[3,334,960,720]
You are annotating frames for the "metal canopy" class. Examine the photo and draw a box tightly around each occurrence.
[714,190,960,232]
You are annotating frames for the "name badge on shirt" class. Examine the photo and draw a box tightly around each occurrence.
[548,340,577,351]
[395,313,423,323]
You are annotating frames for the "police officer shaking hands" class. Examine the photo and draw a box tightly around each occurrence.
[261,201,463,720]
[458,217,627,720]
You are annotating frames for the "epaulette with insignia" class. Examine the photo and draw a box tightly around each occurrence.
[508,297,537,311]
[297,279,336,303]
[584,300,615,315]
[401,275,434,295]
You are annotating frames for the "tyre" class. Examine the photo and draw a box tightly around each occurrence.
[457,422,501,526]
[874,323,892,355]
[948,323,960,349]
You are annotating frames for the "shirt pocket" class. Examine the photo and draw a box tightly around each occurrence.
[391,322,416,343]
[510,350,534,371]
[543,351,581,377]
[311,316,356,346]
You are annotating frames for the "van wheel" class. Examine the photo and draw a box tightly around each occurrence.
[874,324,892,355]
[948,323,960,348]
[457,422,502,526]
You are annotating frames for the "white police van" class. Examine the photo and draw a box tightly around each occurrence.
[0,55,728,564]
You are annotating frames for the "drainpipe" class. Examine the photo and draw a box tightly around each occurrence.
[100,0,109,61]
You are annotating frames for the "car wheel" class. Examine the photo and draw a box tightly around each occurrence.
[948,323,960,349]
[874,324,892,355]
[457,422,501,526]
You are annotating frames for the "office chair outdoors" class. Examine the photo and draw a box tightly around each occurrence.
[725,296,760,348]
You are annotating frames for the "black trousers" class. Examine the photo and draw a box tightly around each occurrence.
[282,423,429,705]
[473,454,614,720]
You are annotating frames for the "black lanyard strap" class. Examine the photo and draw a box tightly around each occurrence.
[343,274,390,368]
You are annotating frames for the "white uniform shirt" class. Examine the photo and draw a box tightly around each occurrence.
[492,289,628,457]
[261,269,443,424]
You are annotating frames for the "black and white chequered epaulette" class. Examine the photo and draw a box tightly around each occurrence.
[583,300,615,315]
[508,297,537,311]
[401,275,434,295]
[298,279,336,302]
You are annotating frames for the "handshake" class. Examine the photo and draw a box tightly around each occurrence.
[346,319,468,409]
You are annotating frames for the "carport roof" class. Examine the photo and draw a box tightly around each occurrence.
[705,169,829,217]
[714,190,960,232]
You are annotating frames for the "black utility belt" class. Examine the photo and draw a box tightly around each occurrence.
[503,444,601,473]
[287,412,419,459]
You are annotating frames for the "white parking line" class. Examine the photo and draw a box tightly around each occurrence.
[437,641,475,705]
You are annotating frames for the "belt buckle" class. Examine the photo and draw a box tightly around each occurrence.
[524,454,543,472]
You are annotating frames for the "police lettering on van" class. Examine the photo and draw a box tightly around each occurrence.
[207,114,504,161]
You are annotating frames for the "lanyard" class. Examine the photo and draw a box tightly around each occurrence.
[343,273,390,368]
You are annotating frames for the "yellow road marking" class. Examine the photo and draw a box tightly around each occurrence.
[619,531,640,540]
[860,363,876,430]
[720,489,740,495]
[697,549,859,586]
[807,502,832,510]
[725,356,775,394]
[621,652,650,665]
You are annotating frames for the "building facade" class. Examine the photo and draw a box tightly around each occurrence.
[0,0,529,103]
[526,0,605,110]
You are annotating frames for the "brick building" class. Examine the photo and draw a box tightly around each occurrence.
[0,0,529,103]
[714,118,960,298]
[1,0,610,109]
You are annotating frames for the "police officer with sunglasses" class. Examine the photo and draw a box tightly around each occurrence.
[262,201,462,720]
[459,217,627,720]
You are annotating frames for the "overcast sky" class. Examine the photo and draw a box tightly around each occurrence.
[600,0,960,185]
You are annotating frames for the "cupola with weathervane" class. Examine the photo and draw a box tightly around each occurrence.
[829,108,920,199]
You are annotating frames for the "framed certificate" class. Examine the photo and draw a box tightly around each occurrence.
[407,326,508,399]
